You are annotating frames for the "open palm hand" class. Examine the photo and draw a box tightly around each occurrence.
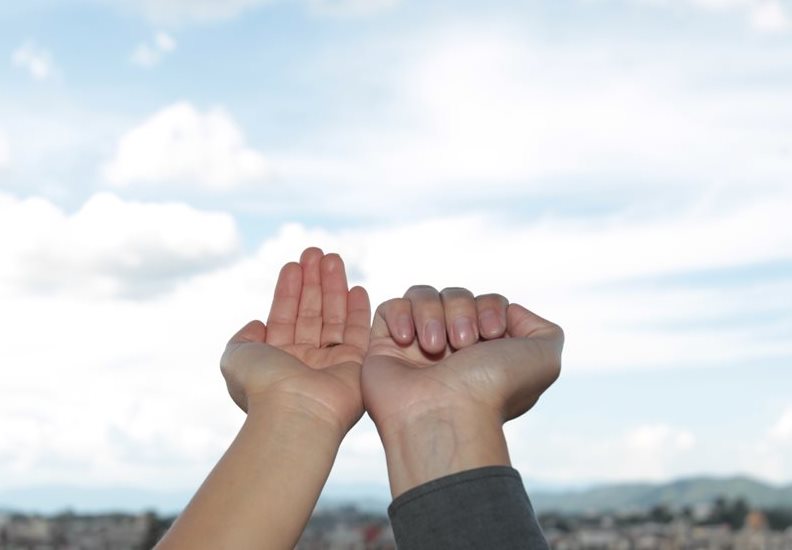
[221,248,371,433]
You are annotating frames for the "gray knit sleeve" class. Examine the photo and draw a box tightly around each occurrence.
[387,466,549,550]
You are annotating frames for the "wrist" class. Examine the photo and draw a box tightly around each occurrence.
[246,393,349,447]
[246,379,361,439]
[376,403,510,498]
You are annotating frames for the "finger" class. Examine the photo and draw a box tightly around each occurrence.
[476,293,509,340]
[404,285,446,354]
[295,247,324,346]
[374,297,414,345]
[265,262,302,346]
[507,303,564,344]
[440,287,478,349]
[320,253,349,347]
[344,286,372,351]
[228,320,267,345]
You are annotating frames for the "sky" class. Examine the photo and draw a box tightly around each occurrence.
[1,0,791,512]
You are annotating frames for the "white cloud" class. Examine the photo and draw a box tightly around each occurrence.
[750,0,790,31]
[11,41,55,80]
[102,102,269,188]
[735,406,792,482]
[769,407,792,443]
[0,292,243,488]
[626,424,697,453]
[272,28,792,213]
[761,407,792,480]
[0,212,276,489]
[131,31,177,68]
[155,31,177,51]
[0,191,241,298]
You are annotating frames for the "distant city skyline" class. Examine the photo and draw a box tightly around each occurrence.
[0,0,791,511]
[3,472,792,515]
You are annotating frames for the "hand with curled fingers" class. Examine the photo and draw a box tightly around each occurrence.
[361,285,563,497]
[220,247,371,434]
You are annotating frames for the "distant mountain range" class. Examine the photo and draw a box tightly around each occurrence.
[529,476,792,514]
[2,476,791,516]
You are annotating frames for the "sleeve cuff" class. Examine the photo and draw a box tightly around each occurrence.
[387,466,549,550]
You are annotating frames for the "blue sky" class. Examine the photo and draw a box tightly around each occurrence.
[1,0,791,512]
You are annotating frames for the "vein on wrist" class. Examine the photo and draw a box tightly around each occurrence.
[377,404,510,498]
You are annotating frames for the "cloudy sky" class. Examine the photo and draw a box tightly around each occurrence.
[1,0,791,511]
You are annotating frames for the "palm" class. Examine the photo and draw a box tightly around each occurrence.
[362,303,562,427]
[364,328,501,425]
[222,248,371,432]
[278,342,365,371]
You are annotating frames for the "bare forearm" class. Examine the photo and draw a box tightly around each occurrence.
[378,405,510,498]
[156,403,343,549]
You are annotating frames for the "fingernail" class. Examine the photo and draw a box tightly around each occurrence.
[424,319,444,350]
[479,309,502,337]
[396,314,412,341]
[454,316,476,346]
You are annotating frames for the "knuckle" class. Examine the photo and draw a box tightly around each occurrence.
[375,297,406,317]
[440,286,474,298]
[405,284,438,296]
[477,292,508,305]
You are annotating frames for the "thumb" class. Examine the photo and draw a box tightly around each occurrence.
[220,320,271,412]
[228,319,267,344]
[493,304,564,420]
[507,304,563,343]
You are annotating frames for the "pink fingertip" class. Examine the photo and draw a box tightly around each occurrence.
[479,308,504,338]
[423,319,444,350]
[395,313,413,342]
